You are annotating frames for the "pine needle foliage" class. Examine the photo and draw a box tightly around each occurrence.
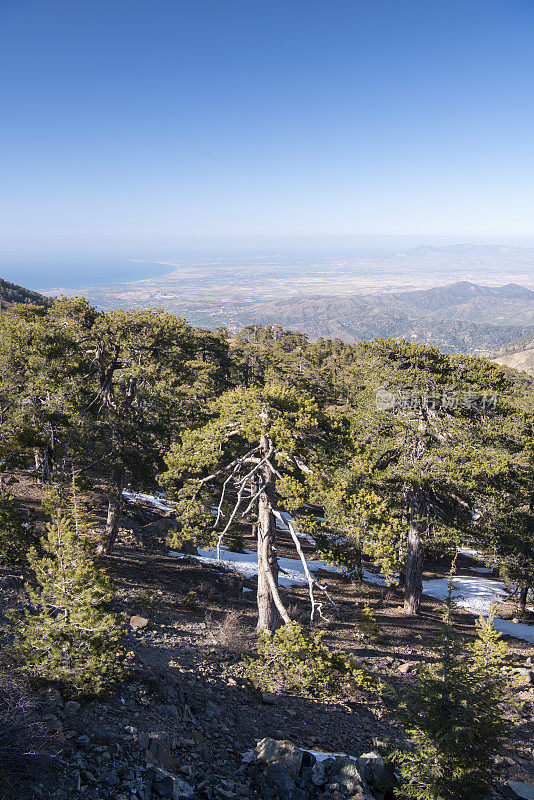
[0,486,33,564]
[245,623,384,697]
[391,581,516,800]
[8,488,126,698]
[357,604,380,640]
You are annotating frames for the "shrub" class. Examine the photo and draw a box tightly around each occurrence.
[245,623,383,697]
[7,491,126,698]
[208,609,251,653]
[390,588,517,800]
[0,655,57,787]
[180,590,200,611]
[357,604,380,640]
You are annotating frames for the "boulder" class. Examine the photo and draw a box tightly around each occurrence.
[507,782,534,800]
[327,757,365,795]
[263,762,297,800]
[397,661,418,674]
[254,739,304,781]
[357,751,394,792]
[148,731,175,768]
[129,615,149,630]
[151,768,194,799]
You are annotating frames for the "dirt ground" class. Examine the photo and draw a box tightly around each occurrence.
[1,472,533,798]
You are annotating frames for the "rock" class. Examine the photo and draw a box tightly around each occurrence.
[129,615,149,630]
[205,700,223,716]
[263,762,296,800]
[42,713,62,732]
[254,739,304,780]
[397,661,418,674]
[310,758,333,786]
[43,687,63,707]
[152,768,194,798]
[296,751,315,789]
[261,692,281,706]
[138,731,150,749]
[507,782,534,800]
[357,751,394,792]
[63,700,81,715]
[149,732,175,768]
[328,757,365,795]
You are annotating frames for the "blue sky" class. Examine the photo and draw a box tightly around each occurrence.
[1,0,534,285]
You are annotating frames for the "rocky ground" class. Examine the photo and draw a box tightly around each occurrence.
[0,473,533,800]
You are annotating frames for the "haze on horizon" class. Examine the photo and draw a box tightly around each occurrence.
[1,1,534,289]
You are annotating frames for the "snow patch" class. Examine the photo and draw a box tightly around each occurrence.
[307,749,358,763]
[423,576,534,644]
[275,510,316,544]
[122,490,175,513]
[457,545,480,559]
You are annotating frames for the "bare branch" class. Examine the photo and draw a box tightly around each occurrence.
[213,461,241,527]
[241,482,266,518]
[194,446,261,496]
[263,562,292,625]
[292,454,313,474]
[273,510,323,625]
[215,478,252,559]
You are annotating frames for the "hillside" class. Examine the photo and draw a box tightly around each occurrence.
[0,278,52,310]
[492,333,534,376]
[45,277,534,354]
[1,296,533,800]
[220,281,534,352]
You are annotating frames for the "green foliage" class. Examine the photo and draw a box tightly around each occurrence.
[0,487,33,564]
[7,494,125,698]
[244,623,383,697]
[227,527,247,553]
[168,488,216,550]
[356,604,380,640]
[180,590,200,611]
[390,588,516,800]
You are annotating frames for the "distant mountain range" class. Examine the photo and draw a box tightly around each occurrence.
[210,281,534,353]
[6,262,534,357]
[41,274,534,355]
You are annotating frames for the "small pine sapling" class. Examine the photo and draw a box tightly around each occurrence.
[356,604,380,640]
[8,486,126,698]
[391,578,516,800]
[180,590,200,611]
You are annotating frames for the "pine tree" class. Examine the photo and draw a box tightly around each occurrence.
[391,580,516,800]
[8,489,125,697]
[161,383,343,631]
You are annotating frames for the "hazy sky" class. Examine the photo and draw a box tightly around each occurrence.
[1,0,534,277]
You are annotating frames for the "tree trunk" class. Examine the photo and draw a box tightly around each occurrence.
[98,467,125,555]
[355,546,363,582]
[404,485,426,615]
[256,433,290,632]
[518,585,529,616]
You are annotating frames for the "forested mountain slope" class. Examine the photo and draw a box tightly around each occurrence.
[1,293,533,800]
[0,278,52,310]
[46,278,534,353]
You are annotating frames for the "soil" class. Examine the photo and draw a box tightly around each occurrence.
[1,472,533,800]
